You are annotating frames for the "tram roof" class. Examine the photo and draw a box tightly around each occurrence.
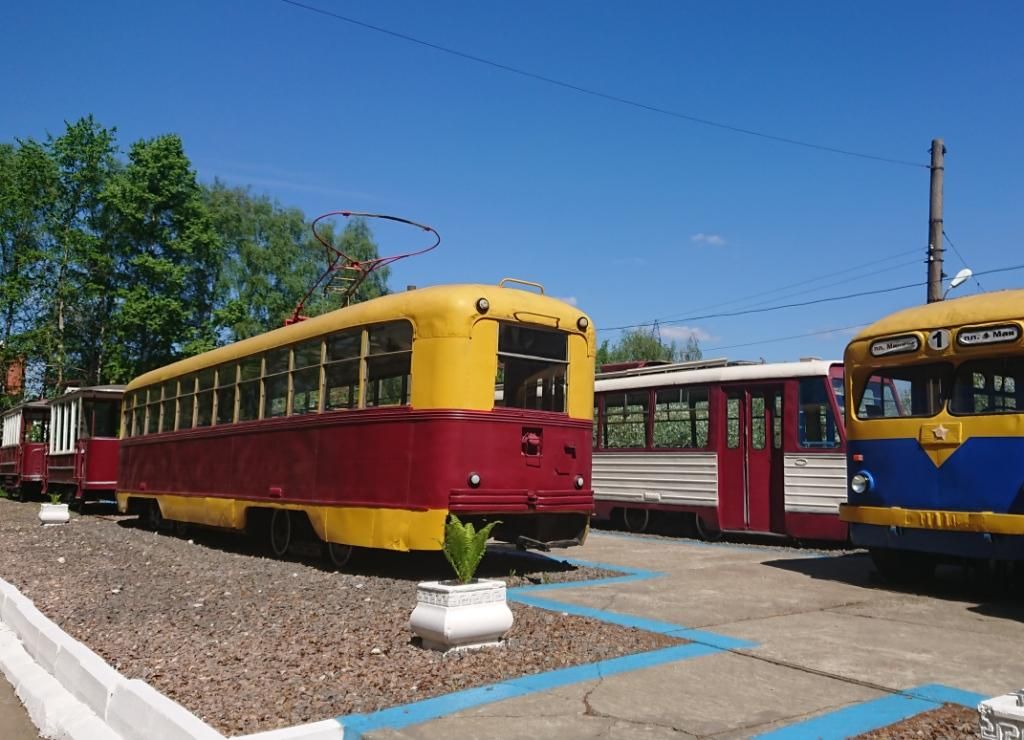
[852,289,1024,342]
[1,399,49,417]
[595,359,838,392]
[125,283,593,393]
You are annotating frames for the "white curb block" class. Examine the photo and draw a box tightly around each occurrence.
[0,576,345,739]
[979,690,1024,739]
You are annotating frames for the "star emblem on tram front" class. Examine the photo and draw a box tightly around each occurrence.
[932,424,949,441]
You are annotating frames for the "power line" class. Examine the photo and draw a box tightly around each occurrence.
[604,261,1024,331]
[650,247,921,323]
[942,229,985,292]
[701,323,869,354]
[279,0,928,169]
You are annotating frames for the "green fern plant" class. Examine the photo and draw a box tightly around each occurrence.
[442,514,501,584]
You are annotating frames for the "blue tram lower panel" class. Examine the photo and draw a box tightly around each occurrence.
[847,437,1024,514]
[850,524,1024,560]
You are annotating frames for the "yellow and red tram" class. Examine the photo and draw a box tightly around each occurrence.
[117,282,596,563]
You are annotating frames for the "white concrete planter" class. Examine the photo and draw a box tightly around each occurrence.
[410,579,514,652]
[38,503,70,525]
[979,690,1024,739]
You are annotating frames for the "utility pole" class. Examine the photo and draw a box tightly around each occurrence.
[927,138,945,303]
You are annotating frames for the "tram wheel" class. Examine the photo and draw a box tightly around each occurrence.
[694,514,723,542]
[144,501,165,531]
[622,508,650,533]
[325,542,353,569]
[269,509,292,558]
[869,547,935,585]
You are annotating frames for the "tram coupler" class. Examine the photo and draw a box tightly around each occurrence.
[515,535,582,552]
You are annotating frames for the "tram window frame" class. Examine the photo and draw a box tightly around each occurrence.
[196,368,215,427]
[325,328,363,411]
[89,398,122,438]
[726,396,740,449]
[494,323,568,414]
[950,356,1024,416]
[366,322,413,408]
[238,356,262,422]
[179,376,196,430]
[292,339,324,415]
[751,393,767,450]
[146,387,160,435]
[652,386,710,449]
[602,391,650,449]
[215,364,239,425]
[159,381,177,433]
[855,363,951,420]
[263,348,291,419]
[798,378,841,449]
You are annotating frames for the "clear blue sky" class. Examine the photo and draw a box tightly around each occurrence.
[4,1,1022,361]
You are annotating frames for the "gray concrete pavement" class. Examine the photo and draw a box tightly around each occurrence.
[0,673,38,739]
[367,531,1021,738]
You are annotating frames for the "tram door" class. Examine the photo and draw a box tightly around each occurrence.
[718,386,784,533]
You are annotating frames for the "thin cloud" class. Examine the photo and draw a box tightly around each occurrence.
[556,296,579,306]
[691,233,727,247]
[198,167,374,201]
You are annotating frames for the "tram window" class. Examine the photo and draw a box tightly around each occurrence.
[325,329,362,411]
[367,323,412,408]
[216,364,238,425]
[179,376,196,430]
[495,324,568,413]
[160,381,177,433]
[238,357,261,422]
[831,376,846,422]
[798,379,840,448]
[292,340,322,415]
[950,357,1024,415]
[327,330,361,362]
[653,387,709,448]
[91,400,120,438]
[264,373,289,418]
[325,359,359,410]
[196,369,215,427]
[130,391,144,437]
[857,363,950,419]
[593,401,600,448]
[751,395,767,450]
[26,418,47,443]
[726,397,740,448]
[774,394,783,449]
[146,387,160,435]
[603,391,649,449]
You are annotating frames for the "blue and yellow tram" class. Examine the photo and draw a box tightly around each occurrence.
[840,290,1024,579]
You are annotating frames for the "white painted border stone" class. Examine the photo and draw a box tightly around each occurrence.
[0,576,345,739]
[979,690,1024,739]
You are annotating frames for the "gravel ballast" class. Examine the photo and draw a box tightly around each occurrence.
[0,499,680,735]
[856,703,979,739]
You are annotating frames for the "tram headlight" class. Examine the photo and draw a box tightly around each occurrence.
[476,298,490,314]
[577,317,589,331]
[574,475,585,489]
[850,471,874,494]
[468,472,482,488]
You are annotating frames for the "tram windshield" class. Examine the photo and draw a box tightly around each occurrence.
[950,356,1024,415]
[495,324,568,412]
[856,363,951,419]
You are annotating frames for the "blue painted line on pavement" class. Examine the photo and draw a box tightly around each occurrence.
[339,555,748,738]
[343,642,721,738]
[753,683,987,739]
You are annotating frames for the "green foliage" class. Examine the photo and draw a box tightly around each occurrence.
[441,514,501,584]
[0,116,392,400]
[47,492,62,505]
[596,328,703,369]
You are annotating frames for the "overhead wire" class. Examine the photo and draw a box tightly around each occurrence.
[942,229,986,292]
[603,261,1024,331]
[279,0,928,169]
[700,323,869,354]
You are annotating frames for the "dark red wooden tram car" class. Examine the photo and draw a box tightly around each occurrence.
[44,385,125,507]
[0,400,50,500]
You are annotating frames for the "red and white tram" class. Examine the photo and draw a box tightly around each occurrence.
[45,386,125,508]
[0,400,49,500]
[593,358,848,541]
